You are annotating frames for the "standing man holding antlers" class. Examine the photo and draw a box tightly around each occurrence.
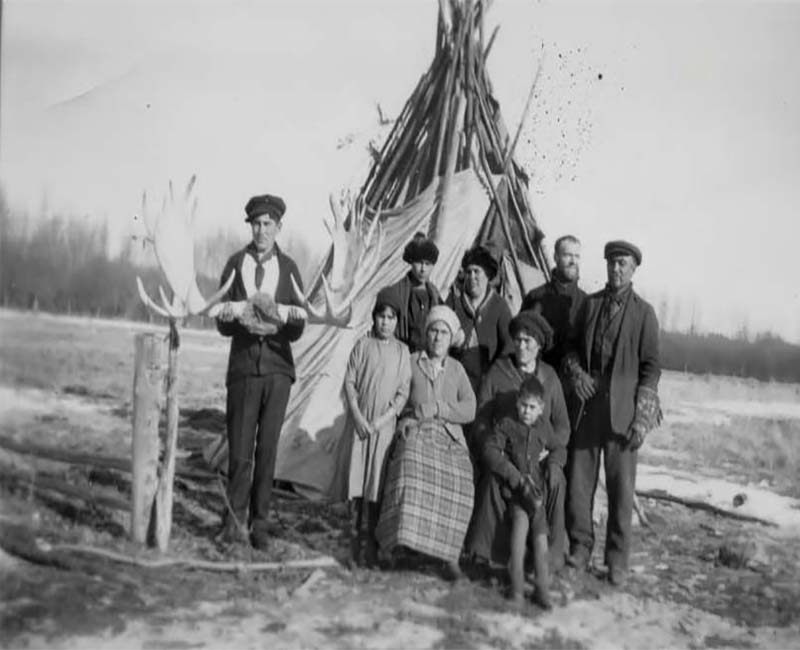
[215,193,306,550]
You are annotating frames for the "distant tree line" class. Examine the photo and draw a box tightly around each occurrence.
[2,190,799,383]
[660,330,800,383]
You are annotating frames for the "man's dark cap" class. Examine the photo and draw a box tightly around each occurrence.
[245,194,286,222]
[604,240,642,266]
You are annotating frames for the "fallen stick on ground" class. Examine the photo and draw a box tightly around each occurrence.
[291,568,328,598]
[5,472,130,511]
[635,488,777,527]
[33,539,340,572]
[0,435,217,481]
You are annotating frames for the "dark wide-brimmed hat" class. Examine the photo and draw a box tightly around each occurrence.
[509,310,554,350]
[604,240,642,266]
[461,244,500,280]
[372,286,403,318]
[402,232,439,264]
[245,194,286,223]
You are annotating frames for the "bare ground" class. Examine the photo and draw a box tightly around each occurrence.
[1,309,799,649]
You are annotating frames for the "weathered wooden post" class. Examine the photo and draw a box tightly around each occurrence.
[154,322,180,550]
[131,332,163,544]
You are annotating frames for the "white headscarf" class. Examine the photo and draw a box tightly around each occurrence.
[425,305,465,348]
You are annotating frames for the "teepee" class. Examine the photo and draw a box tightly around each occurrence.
[208,0,551,498]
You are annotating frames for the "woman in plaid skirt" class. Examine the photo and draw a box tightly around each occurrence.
[375,305,476,580]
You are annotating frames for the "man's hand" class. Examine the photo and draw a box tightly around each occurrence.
[245,320,278,337]
[627,421,647,451]
[516,474,542,516]
[285,305,307,324]
[546,463,563,494]
[573,370,596,402]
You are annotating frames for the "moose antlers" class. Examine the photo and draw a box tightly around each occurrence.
[291,194,384,327]
[136,176,234,320]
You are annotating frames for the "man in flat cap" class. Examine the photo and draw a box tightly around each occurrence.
[385,231,443,353]
[215,193,306,549]
[563,240,661,585]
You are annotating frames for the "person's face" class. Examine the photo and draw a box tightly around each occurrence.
[464,264,489,299]
[606,254,637,290]
[410,260,433,284]
[513,331,540,366]
[516,394,544,426]
[373,307,398,340]
[426,321,452,358]
[250,214,281,253]
[555,240,581,281]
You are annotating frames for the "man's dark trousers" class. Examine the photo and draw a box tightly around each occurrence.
[566,395,637,569]
[543,465,567,568]
[226,373,292,533]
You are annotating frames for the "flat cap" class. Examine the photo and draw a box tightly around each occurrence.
[604,240,642,266]
[245,194,286,222]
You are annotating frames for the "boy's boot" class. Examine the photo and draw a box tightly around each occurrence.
[532,533,554,610]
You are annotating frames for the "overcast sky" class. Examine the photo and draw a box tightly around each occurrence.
[2,0,799,342]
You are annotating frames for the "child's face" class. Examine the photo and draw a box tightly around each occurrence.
[373,307,398,339]
[410,260,433,284]
[516,394,544,426]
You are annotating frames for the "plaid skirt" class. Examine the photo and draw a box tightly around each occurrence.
[375,421,474,563]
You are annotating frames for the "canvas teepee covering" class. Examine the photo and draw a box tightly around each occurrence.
[208,0,550,499]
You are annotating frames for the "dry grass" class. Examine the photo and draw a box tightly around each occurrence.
[644,371,800,498]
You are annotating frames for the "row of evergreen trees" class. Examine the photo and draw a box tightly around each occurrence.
[2,193,798,382]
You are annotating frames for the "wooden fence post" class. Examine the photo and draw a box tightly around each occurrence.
[131,332,163,544]
[154,322,180,551]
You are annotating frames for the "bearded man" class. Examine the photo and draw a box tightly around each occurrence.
[563,240,661,586]
[521,235,586,372]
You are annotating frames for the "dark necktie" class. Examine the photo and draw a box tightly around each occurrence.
[255,261,265,291]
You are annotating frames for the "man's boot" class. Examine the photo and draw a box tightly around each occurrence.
[215,513,249,546]
[532,533,553,610]
[566,545,591,570]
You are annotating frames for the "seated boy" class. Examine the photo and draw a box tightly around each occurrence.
[482,376,553,608]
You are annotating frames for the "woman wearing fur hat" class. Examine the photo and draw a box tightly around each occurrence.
[375,305,476,580]
[384,232,443,353]
[446,245,514,398]
[466,310,571,572]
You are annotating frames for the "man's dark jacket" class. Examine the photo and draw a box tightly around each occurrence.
[217,244,305,384]
[521,270,586,369]
[569,286,660,434]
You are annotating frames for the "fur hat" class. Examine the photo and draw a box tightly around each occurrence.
[402,232,439,264]
[461,244,499,280]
